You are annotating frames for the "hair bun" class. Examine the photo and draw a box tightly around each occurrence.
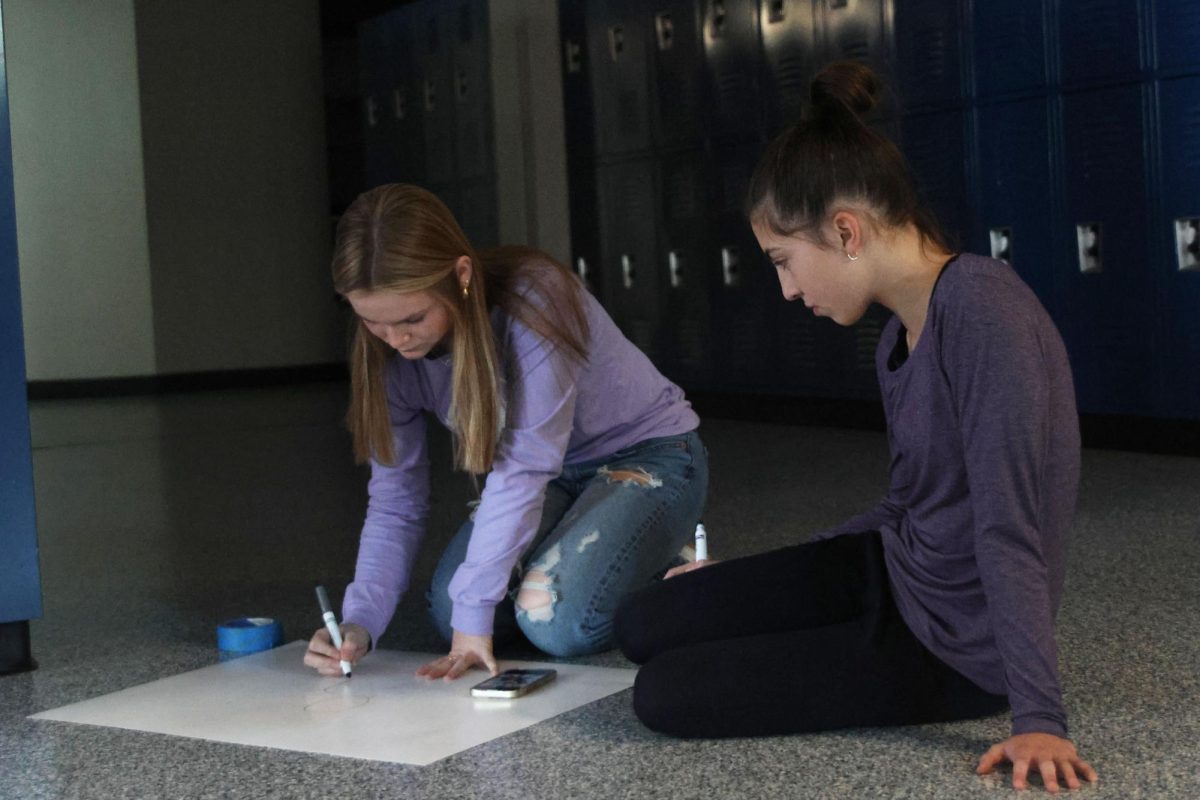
[810,61,883,119]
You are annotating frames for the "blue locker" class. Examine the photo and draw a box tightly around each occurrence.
[1059,0,1143,88]
[1154,76,1200,418]
[649,1,706,150]
[419,1,458,184]
[702,0,764,143]
[707,143,776,390]
[1152,0,1200,74]
[597,157,663,361]
[560,0,596,159]
[0,22,42,662]
[566,155,603,298]
[1059,85,1153,415]
[359,10,402,188]
[901,110,971,251]
[657,150,712,388]
[761,0,818,133]
[894,0,964,110]
[817,0,891,76]
[974,98,1057,312]
[971,0,1050,98]
[457,179,499,248]
[587,0,654,157]
[453,0,494,182]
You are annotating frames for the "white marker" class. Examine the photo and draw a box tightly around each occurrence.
[694,522,708,562]
[315,585,352,677]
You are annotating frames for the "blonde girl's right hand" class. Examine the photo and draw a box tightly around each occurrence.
[303,622,371,676]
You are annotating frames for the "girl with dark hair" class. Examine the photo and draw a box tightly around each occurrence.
[305,184,707,680]
[614,63,1096,793]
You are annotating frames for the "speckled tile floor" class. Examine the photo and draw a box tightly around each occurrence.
[2,384,1198,799]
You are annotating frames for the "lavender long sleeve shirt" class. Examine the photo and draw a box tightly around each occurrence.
[821,254,1080,737]
[342,275,699,643]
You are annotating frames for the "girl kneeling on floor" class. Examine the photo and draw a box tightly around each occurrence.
[306,184,707,680]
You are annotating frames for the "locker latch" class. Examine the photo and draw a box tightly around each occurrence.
[989,227,1012,264]
[621,254,636,289]
[767,0,786,24]
[721,246,740,287]
[1076,223,1102,274]
[668,250,684,288]
[1176,218,1199,272]
[609,26,625,60]
[366,96,379,128]
[656,13,675,51]
[565,39,583,74]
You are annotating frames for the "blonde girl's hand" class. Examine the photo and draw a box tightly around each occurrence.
[303,622,371,676]
[664,558,719,579]
[977,733,1098,793]
[415,630,498,681]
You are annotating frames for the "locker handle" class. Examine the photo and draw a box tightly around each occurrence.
[424,80,436,111]
[621,254,636,289]
[565,38,583,74]
[575,256,591,284]
[456,70,469,102]
[656,13,675,51]
[1176,218,1200,272]
[767,0,786,24]
[608,25,625,61]
[989,227,1012,264]
[392,87,407,121]
[668,250,684,288]
[366,96,379,128]
[1075,223,1102,274]
[721,246,740,287]
[710,1,727,37]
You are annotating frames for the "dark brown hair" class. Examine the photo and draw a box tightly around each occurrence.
[747,62,951,253]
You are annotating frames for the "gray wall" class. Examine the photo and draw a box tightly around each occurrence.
[6,0,156,380]
[7,0,340,381]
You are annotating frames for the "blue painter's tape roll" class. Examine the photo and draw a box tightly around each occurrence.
[217,617,284,657]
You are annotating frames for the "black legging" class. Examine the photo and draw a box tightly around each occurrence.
[613,531,1008,738]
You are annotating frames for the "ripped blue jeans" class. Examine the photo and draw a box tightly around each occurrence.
[427,429,708,658]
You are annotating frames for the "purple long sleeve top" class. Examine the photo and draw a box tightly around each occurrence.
[342,271,699,643]
[821,254,1080,738]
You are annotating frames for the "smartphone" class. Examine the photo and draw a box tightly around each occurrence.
[470,668,557,698]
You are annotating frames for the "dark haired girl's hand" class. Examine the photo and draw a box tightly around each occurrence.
[664,558,719,579]
[415,631,498,681]
[977,733,1098,793]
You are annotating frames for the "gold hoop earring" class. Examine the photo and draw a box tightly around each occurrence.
[461,282,469,300]
[846,251,859,261]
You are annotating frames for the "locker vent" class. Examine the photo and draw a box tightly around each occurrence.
[837,38,871,62]
[677,318,707,367]
[853,318,882,371]
[775,55,809,106]
[666,168,701,221]
[912,26,948,86]
[783,317,820,370]
[716,71,751,116]
[618,90,643,137]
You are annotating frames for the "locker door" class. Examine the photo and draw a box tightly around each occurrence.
[707,143,777,390]
[972,0,1049,98]
[452,0,494,182]
[419,1,458,184]
[359,11,400,188]
[1152,0,1200,74]
[597,157,662,361]
[1059,85,1153,415]
[1059,0,1143,88]
[761,0,818,134]
[458,180,499,248]
[702,0,764,143]
[649,1,706,150]
[1155,76,1200,418]
[567,156,603,299]
[901,110,970,251]
[894,0,964,110]
[389,6,426,184]
[658,150,712,389]
[974,98,1057,311]
[560,0,596,159]
[817,0,890,74]
[0,34,42,668]
[588,0,653,157]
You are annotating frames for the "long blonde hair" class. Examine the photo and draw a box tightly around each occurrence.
[332,184,589,474]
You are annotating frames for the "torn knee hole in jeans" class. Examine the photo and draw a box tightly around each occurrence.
[516,569,557,622]
[597,465,663,488]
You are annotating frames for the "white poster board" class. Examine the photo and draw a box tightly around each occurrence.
[31,641,636,765]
